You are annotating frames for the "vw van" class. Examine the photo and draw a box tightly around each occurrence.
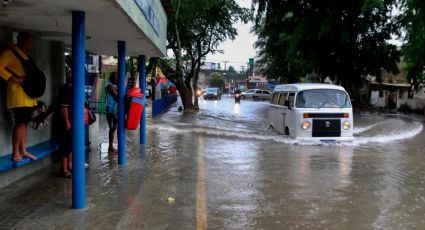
[268,84,354,142]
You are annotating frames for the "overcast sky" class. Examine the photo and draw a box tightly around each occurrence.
[204,0,256,71]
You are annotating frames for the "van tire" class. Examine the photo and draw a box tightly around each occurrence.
[285,127,290,135]
[253,96,258,101]
[241,95,245,100]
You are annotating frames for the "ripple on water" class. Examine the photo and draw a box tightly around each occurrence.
[151,117,423,147]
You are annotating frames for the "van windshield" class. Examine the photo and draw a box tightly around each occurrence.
[295,89,351,108]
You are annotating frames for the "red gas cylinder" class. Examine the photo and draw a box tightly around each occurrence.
[127,88,144,97]
[126,88,144,130]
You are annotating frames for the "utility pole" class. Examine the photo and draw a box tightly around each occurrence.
[224,61,228,71]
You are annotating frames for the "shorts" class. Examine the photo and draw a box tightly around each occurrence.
[11,107,34,124]
[106,113,118,130]
[58,129,72,157]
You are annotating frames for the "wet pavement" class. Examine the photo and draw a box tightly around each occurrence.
[1,96,425,229]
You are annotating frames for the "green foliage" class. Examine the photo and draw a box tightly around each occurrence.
[209,74,224,88]
[168,0,249,77]
[402,0,425,87]
[252,0,401,89]
[165,0,249,108]
[126,56,138,75]
[227,66,236,73]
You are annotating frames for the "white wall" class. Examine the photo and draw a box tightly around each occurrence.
[398,98,425,111]
[0,27,65,157]
[370,91,386,108]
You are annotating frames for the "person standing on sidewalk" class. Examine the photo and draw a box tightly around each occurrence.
[57,75,73,178]
[0,32,37,162]
[105,72,118,153]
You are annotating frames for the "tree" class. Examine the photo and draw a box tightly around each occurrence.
[126,56,138,78]
[228,65,236,73]
[402,0,425,88]
[162,0,248,111]
[209,74,224,88]
[252,0,401,102]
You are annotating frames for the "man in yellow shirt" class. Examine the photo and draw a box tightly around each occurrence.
[0,32,38,162]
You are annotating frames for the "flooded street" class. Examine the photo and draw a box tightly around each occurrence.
[2,97,425,230]
[145,97,425,229]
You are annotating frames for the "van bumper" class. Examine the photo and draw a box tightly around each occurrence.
[294,136,354,143]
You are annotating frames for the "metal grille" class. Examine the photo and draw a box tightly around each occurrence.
[308,113,346,118]
[312,119,341,137]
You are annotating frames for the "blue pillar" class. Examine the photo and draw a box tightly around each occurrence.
[138,55,146,145]
[71,11,85,209]
[118,41,126,165]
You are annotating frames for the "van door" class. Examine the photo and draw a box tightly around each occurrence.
[285,93,296,135]
[269,92,280,129]
[276,92,288,134]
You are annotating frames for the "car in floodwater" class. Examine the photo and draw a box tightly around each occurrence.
[241,89,272,101]
[203,87,222,100]
[268,83,354,142]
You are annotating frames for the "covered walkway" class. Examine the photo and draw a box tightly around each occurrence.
[0,0,171,209]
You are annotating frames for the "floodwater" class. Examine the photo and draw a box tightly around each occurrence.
[1,96,425,230]
[147,97,425,229]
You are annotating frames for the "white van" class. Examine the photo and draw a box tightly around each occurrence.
[268,84,354,142]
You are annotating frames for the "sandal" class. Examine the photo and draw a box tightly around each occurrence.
[22,153,38,161]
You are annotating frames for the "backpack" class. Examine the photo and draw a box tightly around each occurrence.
[10,48,46,98]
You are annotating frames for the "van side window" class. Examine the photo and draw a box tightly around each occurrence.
[271,93,280,104]
[278,93,288,105]
[288,93,295,107]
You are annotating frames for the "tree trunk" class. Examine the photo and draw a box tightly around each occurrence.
[176,84,190,109]
[184,78,193,108]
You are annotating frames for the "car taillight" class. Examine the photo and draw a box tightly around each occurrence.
[303,113,310,118]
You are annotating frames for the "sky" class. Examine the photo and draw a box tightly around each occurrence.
[204,0,257,72]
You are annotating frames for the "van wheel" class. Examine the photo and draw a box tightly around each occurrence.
[241,95,245,100]
[253,96,258,101]
[285,127,290,135]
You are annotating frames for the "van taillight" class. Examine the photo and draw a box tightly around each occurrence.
[303,113,310,118]
[343,113,349,118]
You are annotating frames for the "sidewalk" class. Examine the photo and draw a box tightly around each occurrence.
[0,113,188,230]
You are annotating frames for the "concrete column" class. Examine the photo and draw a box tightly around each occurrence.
[71,11,86,209]
[138,55,146,145]
[117,41,126,165]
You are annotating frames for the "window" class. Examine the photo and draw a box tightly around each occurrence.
[295,89,351,108]
[271,93,280,104]
[278,93,288,106]
[255,90,262,94]
[288,93,296,107]
[263,91,271,94]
